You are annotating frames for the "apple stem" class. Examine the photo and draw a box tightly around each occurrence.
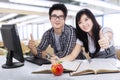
[58,61,62,64]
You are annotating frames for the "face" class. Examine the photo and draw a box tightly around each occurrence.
[78,14,93,34]
[50,10,65,29]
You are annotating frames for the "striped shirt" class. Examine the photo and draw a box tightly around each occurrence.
[37,24,76,58]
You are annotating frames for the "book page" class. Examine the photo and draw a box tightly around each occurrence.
[70,59,120,76]
[70,60,95,76]
[32,64,52,74]
[62,61,81,72]
[115,59,120,68]
[87,60,119,74]
[32,61,81,74]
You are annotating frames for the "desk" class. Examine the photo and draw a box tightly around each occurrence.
[0,56,120,80]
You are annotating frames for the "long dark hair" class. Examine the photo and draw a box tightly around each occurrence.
[76,9,101,56]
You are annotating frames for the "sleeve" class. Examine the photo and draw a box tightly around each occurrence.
[76,39,83,46]
[101,27,113,34]
[57,27,77,58]
[36,31,50,57]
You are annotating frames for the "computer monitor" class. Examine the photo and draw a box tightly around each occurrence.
[1,24,24,69]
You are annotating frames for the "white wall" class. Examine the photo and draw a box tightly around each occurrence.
[104,13,120,47]
[0,14,120,47]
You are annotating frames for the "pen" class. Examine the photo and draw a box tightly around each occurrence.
[82,47,91,63]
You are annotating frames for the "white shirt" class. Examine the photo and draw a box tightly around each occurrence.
[76,27,114,53]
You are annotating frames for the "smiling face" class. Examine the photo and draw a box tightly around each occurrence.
[78,14,93,34]
[50,10,65,30]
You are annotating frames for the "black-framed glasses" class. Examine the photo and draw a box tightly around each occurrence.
[51,14,65,20]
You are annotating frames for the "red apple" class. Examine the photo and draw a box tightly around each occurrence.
[51,63,63,76]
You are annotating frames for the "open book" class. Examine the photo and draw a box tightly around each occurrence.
[32,58,120,76]
[32,61,81,74]
[70,58,120,76]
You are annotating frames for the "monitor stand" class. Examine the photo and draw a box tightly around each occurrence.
[2,51,24,69]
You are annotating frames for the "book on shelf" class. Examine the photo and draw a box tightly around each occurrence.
[32,61,81,74]
[70,59,120,76]
[32,58,120,76]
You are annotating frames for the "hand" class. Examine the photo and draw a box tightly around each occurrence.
[42,52,60,64]
[41,51,48,59]
[98,29,110,49]
[49,55,60,64]
[98,37,109,49]
[28,34,36,49]
[28,34,37,55]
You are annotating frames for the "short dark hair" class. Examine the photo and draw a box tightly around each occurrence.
[49,3,67,18]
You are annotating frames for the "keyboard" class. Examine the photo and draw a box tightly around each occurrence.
[25,56,51,66]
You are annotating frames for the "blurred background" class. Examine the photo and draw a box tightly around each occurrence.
[0,0,120,51]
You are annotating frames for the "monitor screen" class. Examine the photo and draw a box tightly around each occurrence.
[1,24,24,69]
